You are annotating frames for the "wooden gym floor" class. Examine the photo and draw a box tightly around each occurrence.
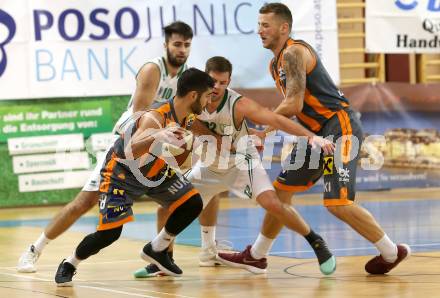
[0,188,439,297]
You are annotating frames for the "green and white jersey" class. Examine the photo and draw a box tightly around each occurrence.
[127,56,188,107]
[197,88,257,172]
[113,56,188,134]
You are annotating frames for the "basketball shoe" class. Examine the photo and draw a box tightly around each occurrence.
[134,251,174,278]
[55,260,76,287]
[199,240,233,267]
[17,245,40,273]
[217,245,267,274]
[365,244,411,274]
[140,242,182,277]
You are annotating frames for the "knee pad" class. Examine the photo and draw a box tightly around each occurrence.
[165,194,203,235]
[76,226,123,259]
[181,194,203,214]
[96,226,123,245]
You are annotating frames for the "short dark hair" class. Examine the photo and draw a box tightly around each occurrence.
[164,21,193,42]
[177,68,215,97]
[259,3,292,31]
[205,56,233,77]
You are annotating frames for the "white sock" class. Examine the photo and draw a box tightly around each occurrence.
[201,226,216,249]
[66,254,81,268]
[33,233,51,253]
[250,233,275,259]
[152,228,175,252]
[374,234,398,262]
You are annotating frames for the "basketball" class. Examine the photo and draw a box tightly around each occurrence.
[162,129,194,169]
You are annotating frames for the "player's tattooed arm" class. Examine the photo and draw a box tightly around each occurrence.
[284,46,306,108]
[271,45,307,118]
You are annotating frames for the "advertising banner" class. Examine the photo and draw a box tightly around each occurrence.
[0,0,339,99]
[0,99,113,142]
[366,0,440,53]
[0,98,114,203]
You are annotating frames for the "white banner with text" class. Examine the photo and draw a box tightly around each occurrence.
[366,0,440,53]
[0,0,339,99]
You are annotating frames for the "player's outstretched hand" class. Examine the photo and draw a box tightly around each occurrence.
[308,136,335,156]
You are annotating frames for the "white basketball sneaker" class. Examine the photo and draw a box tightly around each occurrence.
[199,240,233,267]
[17,245,40,273]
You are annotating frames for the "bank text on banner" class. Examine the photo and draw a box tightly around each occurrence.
[0,0,339,99]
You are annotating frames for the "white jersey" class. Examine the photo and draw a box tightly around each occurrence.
[188,88,273,202]
[197,88,257,172]
[113,56,188,134]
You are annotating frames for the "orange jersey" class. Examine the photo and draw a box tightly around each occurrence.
[99,100,195,196]
[270,38,349,133]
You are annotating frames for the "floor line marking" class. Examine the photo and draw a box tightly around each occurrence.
[271,243,440,254]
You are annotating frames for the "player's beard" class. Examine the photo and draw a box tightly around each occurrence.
[190,93,203,115]
[166,48,186,68]
[262,32,280,50]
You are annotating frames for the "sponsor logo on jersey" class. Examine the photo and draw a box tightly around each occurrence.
[323,156,334,175]
[338,167,350,182]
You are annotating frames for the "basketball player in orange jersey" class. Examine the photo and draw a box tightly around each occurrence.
[218,3,410,275]
[17,21,200,272]
[54,68,215,286]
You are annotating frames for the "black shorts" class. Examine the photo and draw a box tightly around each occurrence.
[97,167,198,231]
[274,109,364,206]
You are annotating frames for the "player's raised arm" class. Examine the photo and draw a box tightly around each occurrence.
[272,45,308,117]
[235,97,334,155]
[235,96,311,137]
[132,64,161,113]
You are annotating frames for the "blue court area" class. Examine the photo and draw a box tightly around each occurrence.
[2,197,440,258]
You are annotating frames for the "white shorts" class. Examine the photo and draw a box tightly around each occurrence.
[82,106,129,192]
[81,142,113,192]
[112,109,134,135]
[186,156,274,208]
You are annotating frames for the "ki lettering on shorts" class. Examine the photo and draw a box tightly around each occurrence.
[324,181,331,193]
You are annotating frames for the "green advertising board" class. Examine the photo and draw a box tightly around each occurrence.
[0,99,113,143]
[0,95,130,207]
